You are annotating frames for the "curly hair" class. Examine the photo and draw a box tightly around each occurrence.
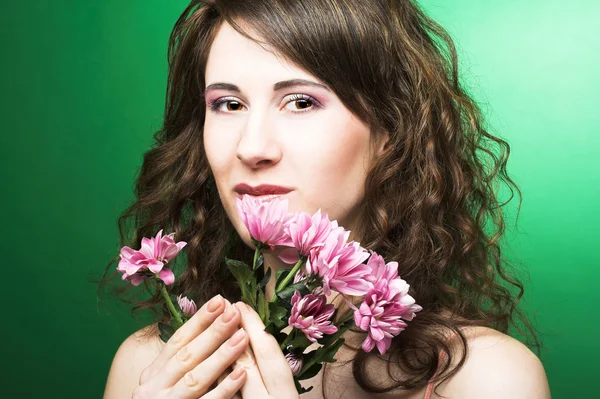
[96,0,541,397]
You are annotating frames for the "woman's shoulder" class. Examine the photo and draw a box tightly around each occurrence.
[428,326,550,399]
[332,325,550,399]
[104,323,165,398]
[123,322,166,358]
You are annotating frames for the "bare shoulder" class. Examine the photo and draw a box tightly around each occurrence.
[433,326,551,399]
[352,326,551,399]
[103,323,165,399]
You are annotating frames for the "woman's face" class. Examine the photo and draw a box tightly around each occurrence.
[203,22,378,247]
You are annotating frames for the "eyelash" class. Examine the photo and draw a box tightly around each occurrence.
[207,94,322,114]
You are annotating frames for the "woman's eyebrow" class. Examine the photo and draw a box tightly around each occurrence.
[205,79,330,93]
[273,79,330,92]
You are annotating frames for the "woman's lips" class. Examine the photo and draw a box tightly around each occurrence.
[233,183,293,202]
[234,192,290,202]
[234,183,293,195]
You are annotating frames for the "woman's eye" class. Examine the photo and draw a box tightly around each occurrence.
[224,101,245,111]
[209,94,320,113]
[283,94,319,112]
[209,98,247,113]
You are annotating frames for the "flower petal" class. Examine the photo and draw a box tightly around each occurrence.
[158,268,175,285]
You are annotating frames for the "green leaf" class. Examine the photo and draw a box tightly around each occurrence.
[250,281,258,308]
[323,338,345,363]
[264,322,287,339]
[294,378,313,394]
[268,301,289,328]
[276,282,310,303]
[310,338,345,365]
[297,362,322,381]
[257,290,270,324]
[289,332,312,350]
[253,253,264,271]
[275,269,290,288]
[253,260,264,282]
[257,267,271,291]
[297,338,346,380]
[225,257,254,304]
[224,257,253,282]
[158,322,175,343]
[264,323,277,336]
[265,301,289,335]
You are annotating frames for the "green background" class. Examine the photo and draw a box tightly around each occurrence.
[1,0,597,397]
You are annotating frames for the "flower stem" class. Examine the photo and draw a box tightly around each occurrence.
[159,282,184,329]
[275,258,304,294]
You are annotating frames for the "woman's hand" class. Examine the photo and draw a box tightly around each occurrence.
[133,295,250,398]
[218,299,299,399]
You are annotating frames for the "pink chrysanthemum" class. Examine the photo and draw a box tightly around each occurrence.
[279,210,337,264]
[117,229,187,286]
[285,352,303,376]
[236,194,296,250]
[177,295,198,316]
[364,251,399,287]
[306,227,371,296]
[289,291,338,343]
[354,252,422,355]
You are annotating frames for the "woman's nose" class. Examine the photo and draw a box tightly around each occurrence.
[236,111,282,169]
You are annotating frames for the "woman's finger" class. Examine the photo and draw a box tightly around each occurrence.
[221,299,269,397]
[144,295,226,379]
[167,324,248,398]
[234,345,269,398]
[235,301,298,398]
[201,366,246,399]
[213,366,246,399]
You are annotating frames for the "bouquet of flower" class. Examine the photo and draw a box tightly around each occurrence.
[117,195,422,394]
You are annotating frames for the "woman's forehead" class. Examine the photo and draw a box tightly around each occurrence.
[205,22,321,92]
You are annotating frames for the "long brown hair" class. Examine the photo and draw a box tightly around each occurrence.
[96,0,540,397]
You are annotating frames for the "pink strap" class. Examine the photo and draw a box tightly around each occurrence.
[423,332,456,399]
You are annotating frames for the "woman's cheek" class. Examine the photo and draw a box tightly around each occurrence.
[204,127,237,171]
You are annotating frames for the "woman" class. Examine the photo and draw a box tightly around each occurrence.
[101,0,551,398]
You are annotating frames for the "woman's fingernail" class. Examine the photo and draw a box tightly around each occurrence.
[222,304,238,323]
[229,366,246,380]
[206,295,223,313]
[229,328,246,346]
